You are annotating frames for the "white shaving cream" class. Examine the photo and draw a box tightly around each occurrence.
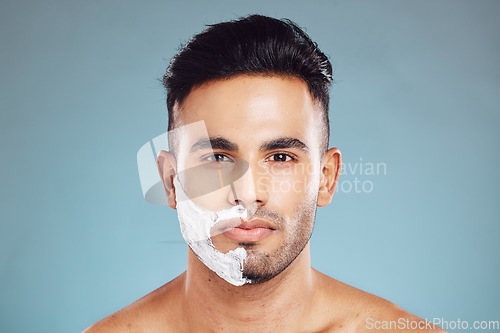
[173,176,251,286]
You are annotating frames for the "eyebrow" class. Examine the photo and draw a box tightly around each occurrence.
[259,137,309,153]
[189,137,239,152]
[189,136,309,153]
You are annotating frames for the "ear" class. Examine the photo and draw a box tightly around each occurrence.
[156,150,177,209]
[317,148,342,207]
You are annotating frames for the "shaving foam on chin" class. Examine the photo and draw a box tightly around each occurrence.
[173,176,251,286]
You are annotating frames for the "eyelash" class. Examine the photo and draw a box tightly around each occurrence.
[203,154,234,163]
[201,152,297,163]
[265,152,297,163]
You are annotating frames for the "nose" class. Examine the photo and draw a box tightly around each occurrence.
[228,161,269,209]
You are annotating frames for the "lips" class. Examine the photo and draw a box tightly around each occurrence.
[215,219,276,242]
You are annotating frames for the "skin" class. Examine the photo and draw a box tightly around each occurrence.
[83,75,446,332]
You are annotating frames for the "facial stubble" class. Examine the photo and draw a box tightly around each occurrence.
[239,194,318,284]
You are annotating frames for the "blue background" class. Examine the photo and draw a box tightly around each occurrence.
[1,0,499,332]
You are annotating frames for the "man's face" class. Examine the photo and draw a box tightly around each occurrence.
[173,75,326,284]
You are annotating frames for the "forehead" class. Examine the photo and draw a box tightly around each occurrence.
[175,75,322,151]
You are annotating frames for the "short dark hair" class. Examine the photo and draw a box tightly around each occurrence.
[163,14,333,152]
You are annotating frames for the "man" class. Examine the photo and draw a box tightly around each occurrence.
[85,15,444,332]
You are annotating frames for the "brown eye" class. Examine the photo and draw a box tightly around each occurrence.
[205,154,233,163]
[213,154,226,162]
[270,153,292,162]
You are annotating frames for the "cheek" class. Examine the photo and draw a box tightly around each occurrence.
[265,163,320,209]
[188,187,233,211]
[270,162,319,191]
[176,158,237,211]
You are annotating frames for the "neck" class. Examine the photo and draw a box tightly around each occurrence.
[181,243,315,331]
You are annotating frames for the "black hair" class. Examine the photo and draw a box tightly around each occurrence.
[163,14,333,152]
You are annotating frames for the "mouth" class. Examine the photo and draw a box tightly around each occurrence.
[213,218,276,242]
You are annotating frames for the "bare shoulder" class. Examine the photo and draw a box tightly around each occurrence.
[312,270,447,333]
[354,301,447,333]
[82,273,185,333]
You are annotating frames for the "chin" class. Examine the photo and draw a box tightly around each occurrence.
[241,253,291,285]
[241,272,274,285]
